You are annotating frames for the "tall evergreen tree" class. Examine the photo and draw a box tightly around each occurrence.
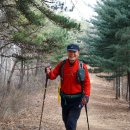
[1,0,80,62]
[82,0,130,107]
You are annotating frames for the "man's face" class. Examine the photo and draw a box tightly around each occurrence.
[67,50,79,61]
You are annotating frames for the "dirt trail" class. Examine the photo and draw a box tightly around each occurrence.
[77,74,130,130]
[31,73,130,130]
[1,73,130,130]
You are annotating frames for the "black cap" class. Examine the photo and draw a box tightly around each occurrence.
[67,44,80,52]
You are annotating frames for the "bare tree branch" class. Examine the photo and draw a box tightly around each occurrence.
[0,43,12,51]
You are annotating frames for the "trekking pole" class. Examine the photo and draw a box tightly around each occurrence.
[38,74,48,130]
[85,104,90,130]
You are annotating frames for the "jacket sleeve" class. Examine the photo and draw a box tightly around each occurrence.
[83,64,91,96]
[48,62,62,80]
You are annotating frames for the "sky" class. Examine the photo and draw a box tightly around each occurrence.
[62,0,97,21]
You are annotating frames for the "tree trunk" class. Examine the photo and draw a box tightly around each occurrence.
[27,64,29,81]
[35,58,39,76]
[127,71,130,109]
[3,58,7,88]
[120,76,123,99]
[18,60,25,89]
[113,78,115,90]
[126,80,129,101]
[118,76,120,98]
[115,76,120,99]
[7,60,18,92]
[116,76,118,99]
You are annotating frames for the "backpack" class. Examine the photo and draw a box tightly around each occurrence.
[59,59,85,92]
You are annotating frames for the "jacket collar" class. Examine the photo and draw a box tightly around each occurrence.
[67,58,79,66]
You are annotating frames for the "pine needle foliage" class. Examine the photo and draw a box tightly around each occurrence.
[2,0,81,62]
[81,0,130,79]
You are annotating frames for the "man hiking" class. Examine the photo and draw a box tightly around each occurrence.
[45,43,91,130]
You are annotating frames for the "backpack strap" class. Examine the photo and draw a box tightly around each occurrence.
[79,62,83,69]
[59,59,66,81]
[79,62,85,94]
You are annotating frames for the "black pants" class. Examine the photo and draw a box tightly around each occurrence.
[61,96,82,130]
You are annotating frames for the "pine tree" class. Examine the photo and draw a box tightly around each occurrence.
[81,0,130,107]
[1,0,80,62]
[0,0,80,91]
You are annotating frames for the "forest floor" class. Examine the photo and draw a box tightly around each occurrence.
[0,73,130,130]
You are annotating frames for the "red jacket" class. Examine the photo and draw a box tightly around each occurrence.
[48,59,91,96]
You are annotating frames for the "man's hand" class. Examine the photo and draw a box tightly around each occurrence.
[45,66,51,75]
[81,96,89,105]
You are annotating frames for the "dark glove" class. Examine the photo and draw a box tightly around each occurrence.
[45,66,51,74]
[81,96,89,105]
[79,96,89,108]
